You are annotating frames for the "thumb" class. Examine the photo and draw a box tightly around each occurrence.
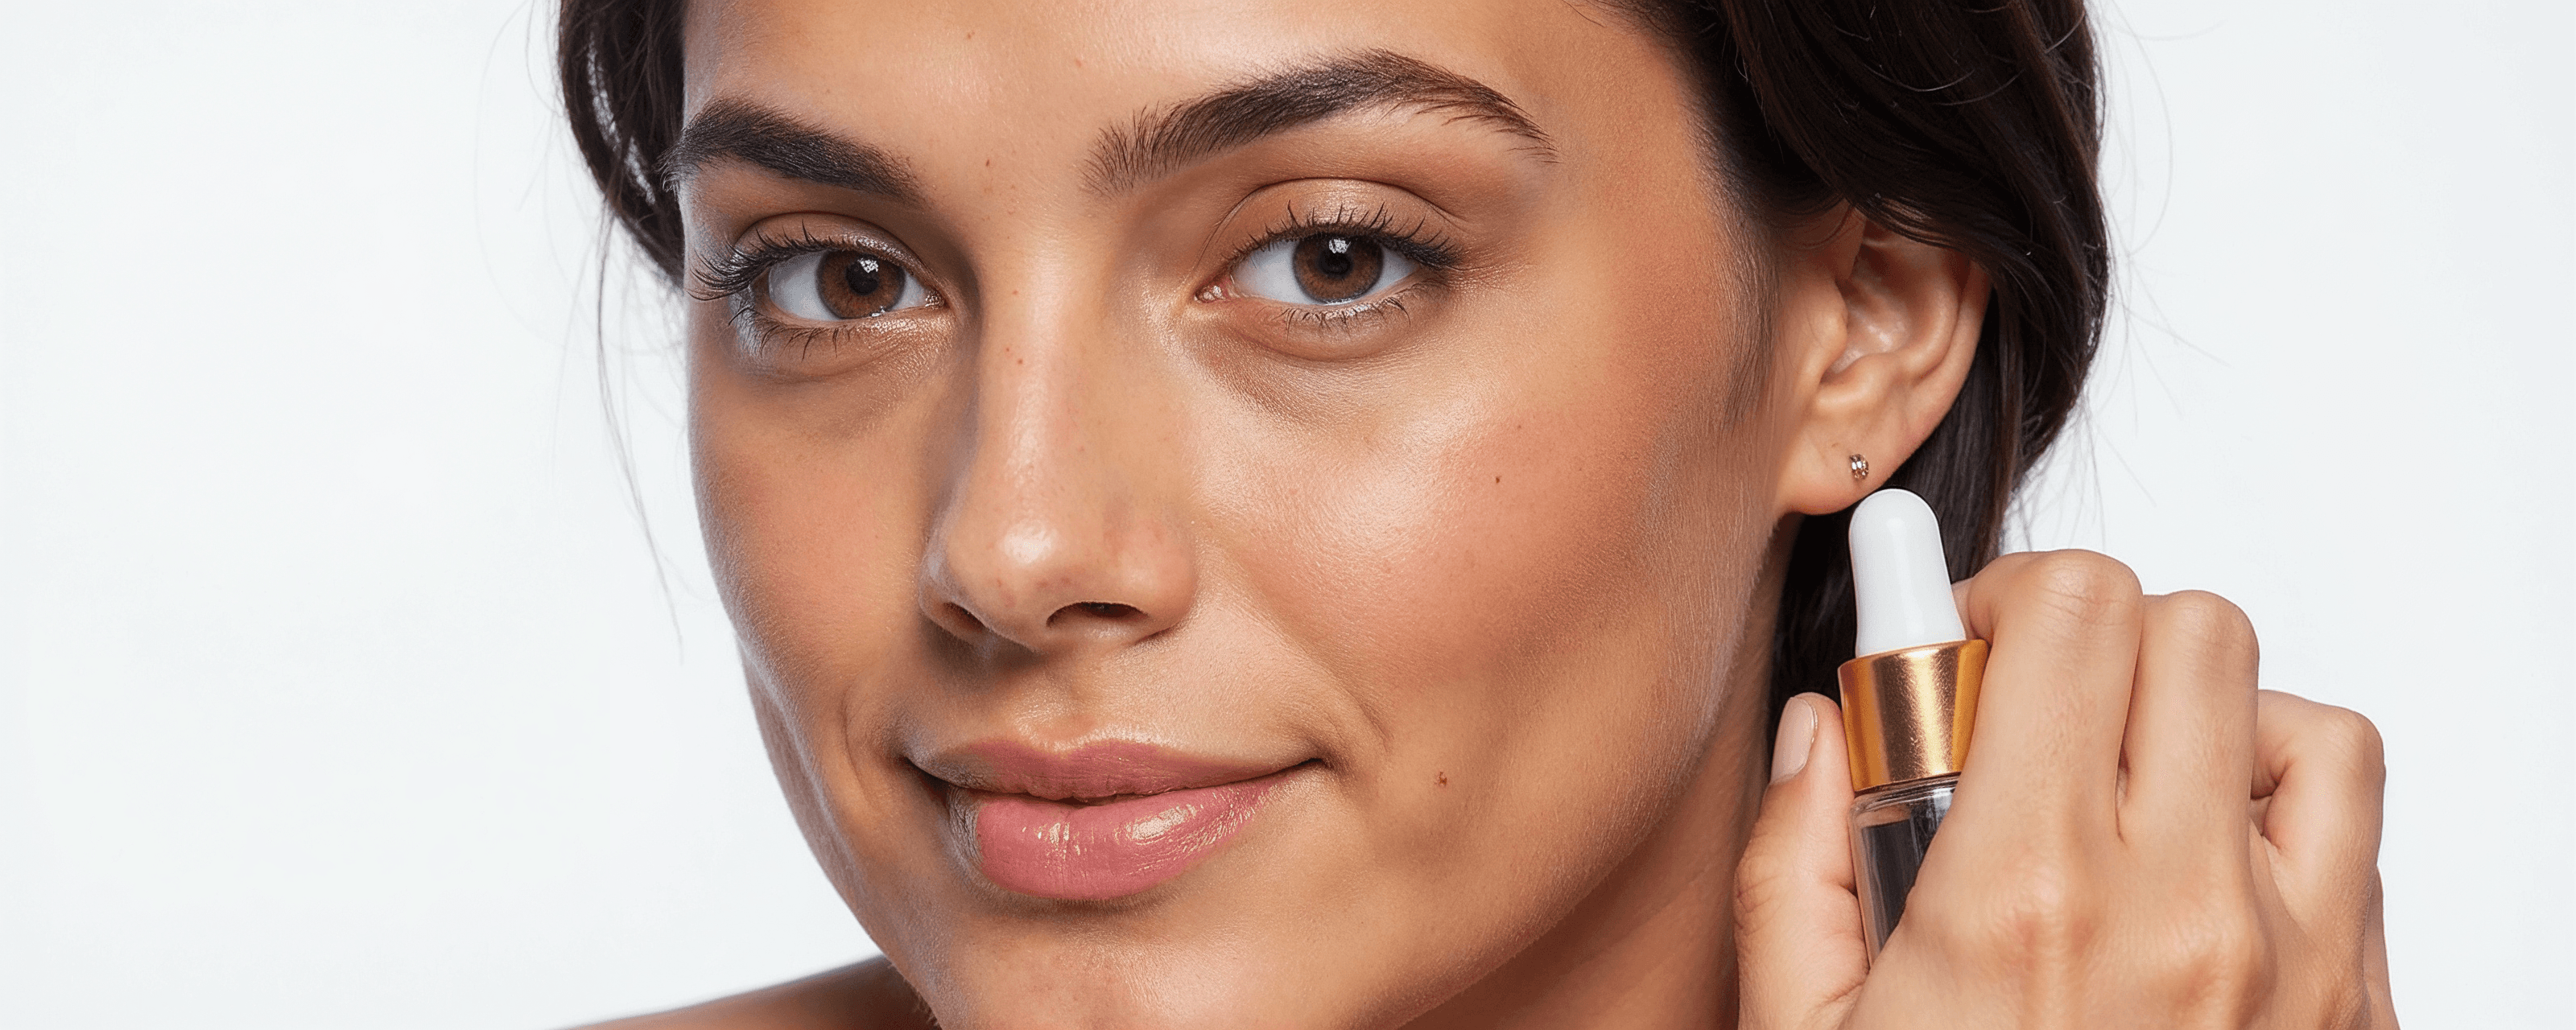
[1735,693,1870,1030]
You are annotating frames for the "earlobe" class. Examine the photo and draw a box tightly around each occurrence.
[1770,212,1990,517]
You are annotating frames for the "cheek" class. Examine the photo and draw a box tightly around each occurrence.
[686,329,982,939]
[1209,233,1773,866]
[686,328,940,719]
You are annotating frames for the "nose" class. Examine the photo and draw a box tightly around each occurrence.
[918,310,1196,657]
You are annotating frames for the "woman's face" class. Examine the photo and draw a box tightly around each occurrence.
[679,0,1801,1023]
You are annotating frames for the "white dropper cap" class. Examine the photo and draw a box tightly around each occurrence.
[1849,488,1967,657]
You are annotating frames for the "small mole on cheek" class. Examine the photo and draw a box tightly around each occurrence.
[1494,476,1501,484]
[1436,772,1448,787]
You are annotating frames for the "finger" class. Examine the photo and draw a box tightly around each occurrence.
[2252,690,2387,902]
[2363,871,2398,1028]
[1735,694,1868,1030]
[1949,550,2145,829]
[2117,591,2260,843]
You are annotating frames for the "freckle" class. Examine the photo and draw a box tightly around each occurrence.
[1436,772,1448,786]
[1494,476,1501,484]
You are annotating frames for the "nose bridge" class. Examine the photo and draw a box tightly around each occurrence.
[922,268,1195,654]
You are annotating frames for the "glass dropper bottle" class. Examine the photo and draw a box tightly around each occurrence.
[1838,489,1988,962]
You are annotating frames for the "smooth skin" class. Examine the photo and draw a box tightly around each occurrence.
[588,0,2395,1027]
[1742,574,2399,1028]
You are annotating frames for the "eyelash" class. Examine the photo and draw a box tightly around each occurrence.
[691,227,930,356]
[690,227,883,305]
[1214,203,1462,330]
[689,203,1463,351]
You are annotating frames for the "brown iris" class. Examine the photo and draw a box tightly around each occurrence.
[1291,234,1386,303]
[807,251,907,319]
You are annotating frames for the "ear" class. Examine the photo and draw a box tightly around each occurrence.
[1771,208,1991,516]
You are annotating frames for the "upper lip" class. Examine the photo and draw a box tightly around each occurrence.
[914,739,1299,801]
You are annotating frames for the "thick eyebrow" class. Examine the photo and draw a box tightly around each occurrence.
[662,98,927,203]
[1087,49,1555,194]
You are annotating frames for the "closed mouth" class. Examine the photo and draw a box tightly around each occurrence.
[915,740,1311,900]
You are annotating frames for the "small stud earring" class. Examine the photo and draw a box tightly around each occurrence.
[1849,454,1869,483]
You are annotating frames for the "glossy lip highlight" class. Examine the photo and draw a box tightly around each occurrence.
[920,741,1302,900]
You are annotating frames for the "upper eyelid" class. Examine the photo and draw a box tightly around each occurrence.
[1206,205,1458,319]
[695,204,1455,311]
[1220,204,1460,270]
[691,222,930,301]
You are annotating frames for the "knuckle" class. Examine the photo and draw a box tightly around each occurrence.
[2318,707,2389,785]
[1929,848,2103,967]
[2160,903,2273,1013]
[2151,590,2262,682]
[2020,550,2145,626]
[2156,590,2259,650]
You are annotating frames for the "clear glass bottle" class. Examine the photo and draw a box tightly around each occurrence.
[1836,637,1984,966]
[1848,773,1955,960]
[1838,489,1986,966]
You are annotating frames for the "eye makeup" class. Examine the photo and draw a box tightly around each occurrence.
[689,220,947,369]
[687,180,1484,371]
[1199,199,1463,336]
[1216,200,1463,282]
[1172,191,1483,366]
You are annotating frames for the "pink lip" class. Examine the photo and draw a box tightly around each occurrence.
[925,741,1295,900]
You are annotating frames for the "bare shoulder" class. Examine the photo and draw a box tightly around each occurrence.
[573,958,935,1030]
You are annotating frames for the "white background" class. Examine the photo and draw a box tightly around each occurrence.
[0,1,2566,1026]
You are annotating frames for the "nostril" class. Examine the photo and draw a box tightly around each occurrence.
[1050,600,1143,626]
[929,600,990,641]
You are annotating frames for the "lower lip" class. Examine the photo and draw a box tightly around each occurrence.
[968,776,1284,900]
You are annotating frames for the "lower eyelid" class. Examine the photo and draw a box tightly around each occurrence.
[724,310,937,369]
[716,288,943,364]
[1269,282,1430,326]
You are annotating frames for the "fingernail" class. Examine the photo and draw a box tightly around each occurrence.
[1771,694,1818,784]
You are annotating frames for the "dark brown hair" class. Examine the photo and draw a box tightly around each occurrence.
[557,0,2107,719]
[1637,1,2108,718]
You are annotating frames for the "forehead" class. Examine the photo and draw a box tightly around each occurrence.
[681,0,1675,166]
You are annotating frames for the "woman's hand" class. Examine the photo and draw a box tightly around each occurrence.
[1735,550,2398,1029]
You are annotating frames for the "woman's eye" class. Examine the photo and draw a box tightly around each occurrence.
[763,249,931,321]
[1231,233,1419,306]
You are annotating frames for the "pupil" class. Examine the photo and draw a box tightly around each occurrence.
[845,256,886,299]
[814,250,909,319]
[1317,238,1354,278]
[1292,234,1383,303]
